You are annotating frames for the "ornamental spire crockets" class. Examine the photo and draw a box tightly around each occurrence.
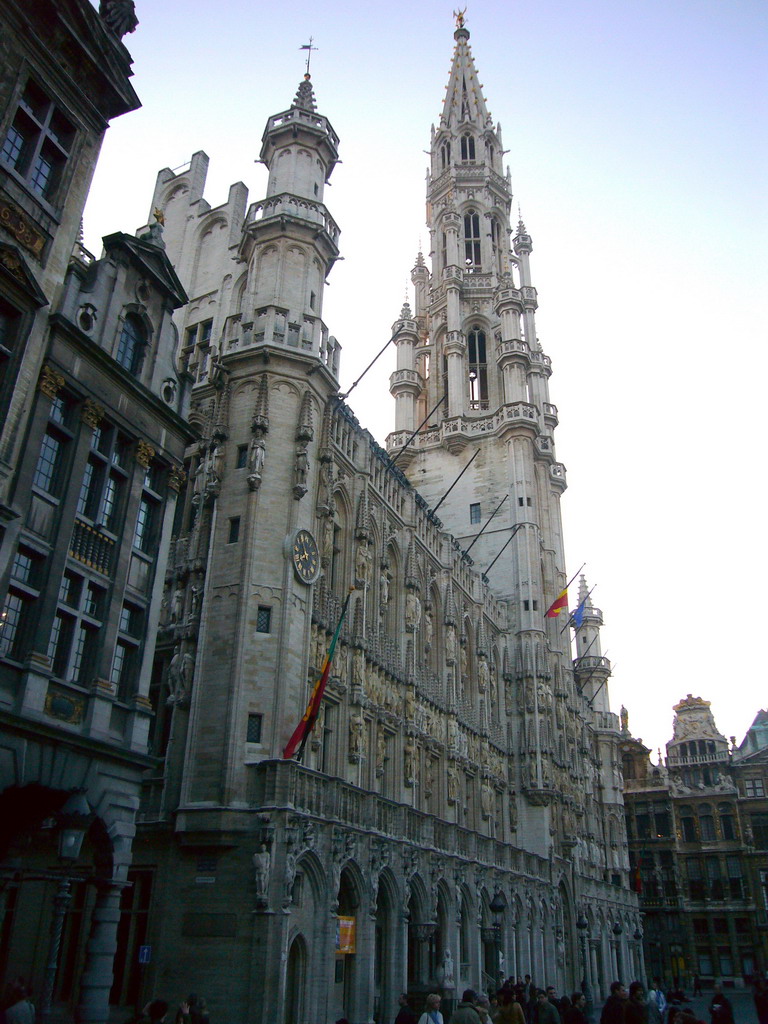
[292,74,317,113]
[441,14,492,130]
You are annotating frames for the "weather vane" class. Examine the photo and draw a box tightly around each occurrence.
[453,8,467,29]
[300,38,318,76]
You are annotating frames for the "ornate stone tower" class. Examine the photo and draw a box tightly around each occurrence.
[388,17,578,846]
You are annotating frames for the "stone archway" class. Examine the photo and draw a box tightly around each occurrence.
[374,870,399,1024]
[284,934,308,1024]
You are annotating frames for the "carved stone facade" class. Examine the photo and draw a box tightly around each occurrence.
[129,21,638,1024]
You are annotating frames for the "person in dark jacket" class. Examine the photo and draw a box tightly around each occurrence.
[564,993,588,1024]
[601,982,628,1024]
[535,991,561,1024]
[450,991,482,1024]
[625,983,648,1024]
[396,993,418,1024]
[708,986,733,1024]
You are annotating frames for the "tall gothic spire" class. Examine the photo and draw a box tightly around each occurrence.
[441,19,492,130]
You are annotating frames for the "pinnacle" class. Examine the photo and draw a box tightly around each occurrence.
[292,74,316,112]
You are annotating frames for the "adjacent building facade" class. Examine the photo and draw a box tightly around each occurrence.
[126,20,639,1024]
[0,4,195,1023]
[622,698,768,988]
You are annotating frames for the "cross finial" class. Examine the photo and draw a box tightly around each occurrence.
[299,37,318,76]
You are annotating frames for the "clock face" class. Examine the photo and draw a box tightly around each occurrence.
[292,529,319,584]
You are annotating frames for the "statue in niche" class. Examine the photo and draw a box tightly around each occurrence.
[247,435,266,485]
[447,762,459,804]
[424,757,435,798]
[207,443,224,486]
[349,712,364,757]
[404,738,417,785]
[376,727,386,776]
[170,585,185,624]
[405,590,421,631]
[481,781,492,819]
[321,517,334,564]
[253,843,271,897]
[423,606,433,649]
[352,648,365,691]
[442,948,455,989]
[478,657,489,694]
[445,625,457,664]
[293,443,309,496]
[355,540,371,586]
[460,643,468,682]
[192,457,206,503]
[379,569,390,615]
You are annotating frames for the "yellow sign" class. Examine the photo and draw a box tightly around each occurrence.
[336,916,356,954]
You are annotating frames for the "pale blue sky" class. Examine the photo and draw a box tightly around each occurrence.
[85,0,768,756]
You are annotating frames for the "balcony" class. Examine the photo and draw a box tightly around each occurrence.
[246,759,552,878]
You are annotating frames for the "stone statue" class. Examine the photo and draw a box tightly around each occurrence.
[248,435,266,474]
[379,569,389,615]
[376,727,386,775]
[171,585,185,624]
[442,948,456,988]
[349,712,364,756]
[445,625,457,664]
[423,607,433,649]
[355,540,371,586]
[404,739,417,785]
[253,843,271,896]
[294,443,309,490]
[405,590,421,630]
[99,0,138,37]
[478,657,489,693]
[460,643,468,681]
[208,443,224,485]
[352,648,365,691]
[447,762,459,804]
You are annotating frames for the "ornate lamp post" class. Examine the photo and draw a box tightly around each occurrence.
[39,791,93,1024]
[577,914,593,1022]
[489,890,507,989]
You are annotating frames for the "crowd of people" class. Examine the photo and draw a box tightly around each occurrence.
[389,972,768,1024]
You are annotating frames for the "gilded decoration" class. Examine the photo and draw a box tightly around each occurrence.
[44,687,86,725]
[168,465,186,492]
[0,200,45,259]
[38,365,65,399]
[135,440,156,468]
[81,399,105,429]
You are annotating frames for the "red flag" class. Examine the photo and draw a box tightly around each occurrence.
[283,590,352,760]
[545,588,568,618]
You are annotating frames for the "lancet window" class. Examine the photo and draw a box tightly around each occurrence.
[463,210,481,269]
[467,327,488,410]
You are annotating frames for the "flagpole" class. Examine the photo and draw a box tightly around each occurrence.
[464,494,509,556]
[560,585,596,635]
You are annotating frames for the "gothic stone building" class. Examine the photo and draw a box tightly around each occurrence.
[128,20,640,1024]
[622,697,768,988]
[0,3,196,1023]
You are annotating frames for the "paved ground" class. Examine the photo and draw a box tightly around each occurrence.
[676,991,759,1024]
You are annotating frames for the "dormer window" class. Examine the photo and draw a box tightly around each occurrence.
[460,134,475,161]
[116,314,147,376]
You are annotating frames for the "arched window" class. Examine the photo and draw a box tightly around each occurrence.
[467,326,488,409]
[460,133,475,161]
[441,142,450,169]
[116,314,147,375]
[464,210,481,268]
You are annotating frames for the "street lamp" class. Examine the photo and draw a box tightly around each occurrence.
[576,914,593,1021]
[489,890,507,989]
[39,791,93,1024]
[612,922,623,984]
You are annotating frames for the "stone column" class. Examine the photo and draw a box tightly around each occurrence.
[76,881,124,1024]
